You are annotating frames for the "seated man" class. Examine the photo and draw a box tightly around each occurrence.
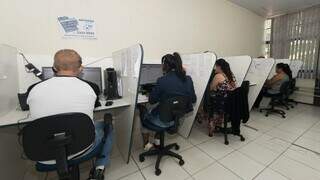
[26,49,111,179]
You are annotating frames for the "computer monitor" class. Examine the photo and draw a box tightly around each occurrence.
[42,67,103,93]
[139,64,163,85]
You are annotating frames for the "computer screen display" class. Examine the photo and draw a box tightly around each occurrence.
[42,67,103,92]
[139,64,163,85]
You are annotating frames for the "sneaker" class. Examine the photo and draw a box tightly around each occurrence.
[88,169,104,180]
[144,142,154,151]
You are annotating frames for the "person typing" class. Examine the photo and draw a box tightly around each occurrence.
[140,52,196,150]
[26,49,110,179]
[254,63,290,108]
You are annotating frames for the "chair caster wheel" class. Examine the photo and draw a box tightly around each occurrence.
[225,141,229,145]
[265,114,269,117]
[155,169,161,176]
[179,159,185,166]
[240,137,245,141]
[259,110,262,113]
[139,155,145,162]
[174,144,180,150]
[282,115,286,118]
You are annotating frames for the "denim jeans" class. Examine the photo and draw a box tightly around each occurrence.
[76,121,113,167]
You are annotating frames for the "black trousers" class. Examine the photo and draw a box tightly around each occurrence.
[254,87,268,108]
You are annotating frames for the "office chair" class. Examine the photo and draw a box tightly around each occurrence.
[260,81,290,118]
[139,96,191,176]
[285,78,298,108]
[21,113,112,180]
[209,86,246,145]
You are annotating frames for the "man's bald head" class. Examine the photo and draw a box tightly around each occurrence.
[53,49,82,74]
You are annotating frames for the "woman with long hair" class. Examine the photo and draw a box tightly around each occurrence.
[254,63,290,108]
[208,59,236,137]
[140,52,196,150]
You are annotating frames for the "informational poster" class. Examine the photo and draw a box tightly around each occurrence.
[58,16,97,39]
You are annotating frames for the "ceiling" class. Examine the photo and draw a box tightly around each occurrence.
[228,0,320,17]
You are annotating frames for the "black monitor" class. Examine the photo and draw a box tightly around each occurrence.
[42,67,103,93]
[139,64,163,85]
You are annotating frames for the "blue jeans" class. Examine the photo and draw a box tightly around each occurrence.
[145,108,174,128]
[76,121,113,167]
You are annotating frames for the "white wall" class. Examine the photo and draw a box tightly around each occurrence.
[0,0,264,60]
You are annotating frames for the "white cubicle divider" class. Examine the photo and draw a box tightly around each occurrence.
[0,44,19,117]
[112,44,143,163]
[245,58,275,110]
[179,52,217,138]
[268,59,291,78]
[224,56,252,87]
[290,60,303,78]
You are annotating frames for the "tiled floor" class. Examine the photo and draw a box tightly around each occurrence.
[102,104,320,180]
[104,104,320,180]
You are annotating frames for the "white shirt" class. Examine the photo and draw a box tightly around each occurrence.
[27,77,97,120]
[27,76,97,164]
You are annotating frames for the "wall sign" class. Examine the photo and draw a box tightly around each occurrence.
[58,16,97,39]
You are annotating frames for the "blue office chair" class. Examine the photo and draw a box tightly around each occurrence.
[139,96,191,176]
[21,113,112,180]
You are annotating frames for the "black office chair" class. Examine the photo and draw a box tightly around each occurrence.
[21,113,112,180]
[285,78,298,108]
[139,96,191,176]
[260,81,290,118]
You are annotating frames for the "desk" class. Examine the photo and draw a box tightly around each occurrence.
[0,98,131,128]
[138,94,149,104]
[249,82,257,87]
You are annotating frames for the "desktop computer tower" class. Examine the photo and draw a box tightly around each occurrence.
[104,68,121,100]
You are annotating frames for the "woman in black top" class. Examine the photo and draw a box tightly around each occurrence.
[140,52,196,150]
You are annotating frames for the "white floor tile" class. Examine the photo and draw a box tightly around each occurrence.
[240,126,263,141]
[246,120,274,133]
[253,134,290,153]
[239,142,280,165]
[270,156,320,180]
[284,145,320,171]
[303,129,320,142]
[216,134,250,149]
[141,158,190,180]
[173,147,215,175]
[294,137,320,153]
[105,156,139,180]
[266,128,300,142]
[220,151,265,180]
[254,168,289,180]
[197,139,235,160]
[166,134,194,152]
[193,162,241,180]
[132,148,166,169]
[119,171,145,180]
[188,128,211,145]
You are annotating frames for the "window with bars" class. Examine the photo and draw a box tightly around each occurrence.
[263,19,272,58]
[271,7,320,79]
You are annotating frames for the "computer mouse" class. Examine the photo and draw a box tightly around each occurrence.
[105,101,114,106]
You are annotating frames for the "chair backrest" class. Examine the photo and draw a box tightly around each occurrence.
[159,96,191,123]
[22,113,95,162]
[280,81,290,96]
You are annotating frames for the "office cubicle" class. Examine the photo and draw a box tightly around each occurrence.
[0,44,19,117]
[245,58,275,110]
[112,44,143,163]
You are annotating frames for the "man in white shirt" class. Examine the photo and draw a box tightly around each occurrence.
[26,49,111,179]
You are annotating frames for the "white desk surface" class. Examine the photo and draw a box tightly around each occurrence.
[94,99,131,112]
[138,94,149,104]
[0,99,131,127]
[249,82,257,86]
